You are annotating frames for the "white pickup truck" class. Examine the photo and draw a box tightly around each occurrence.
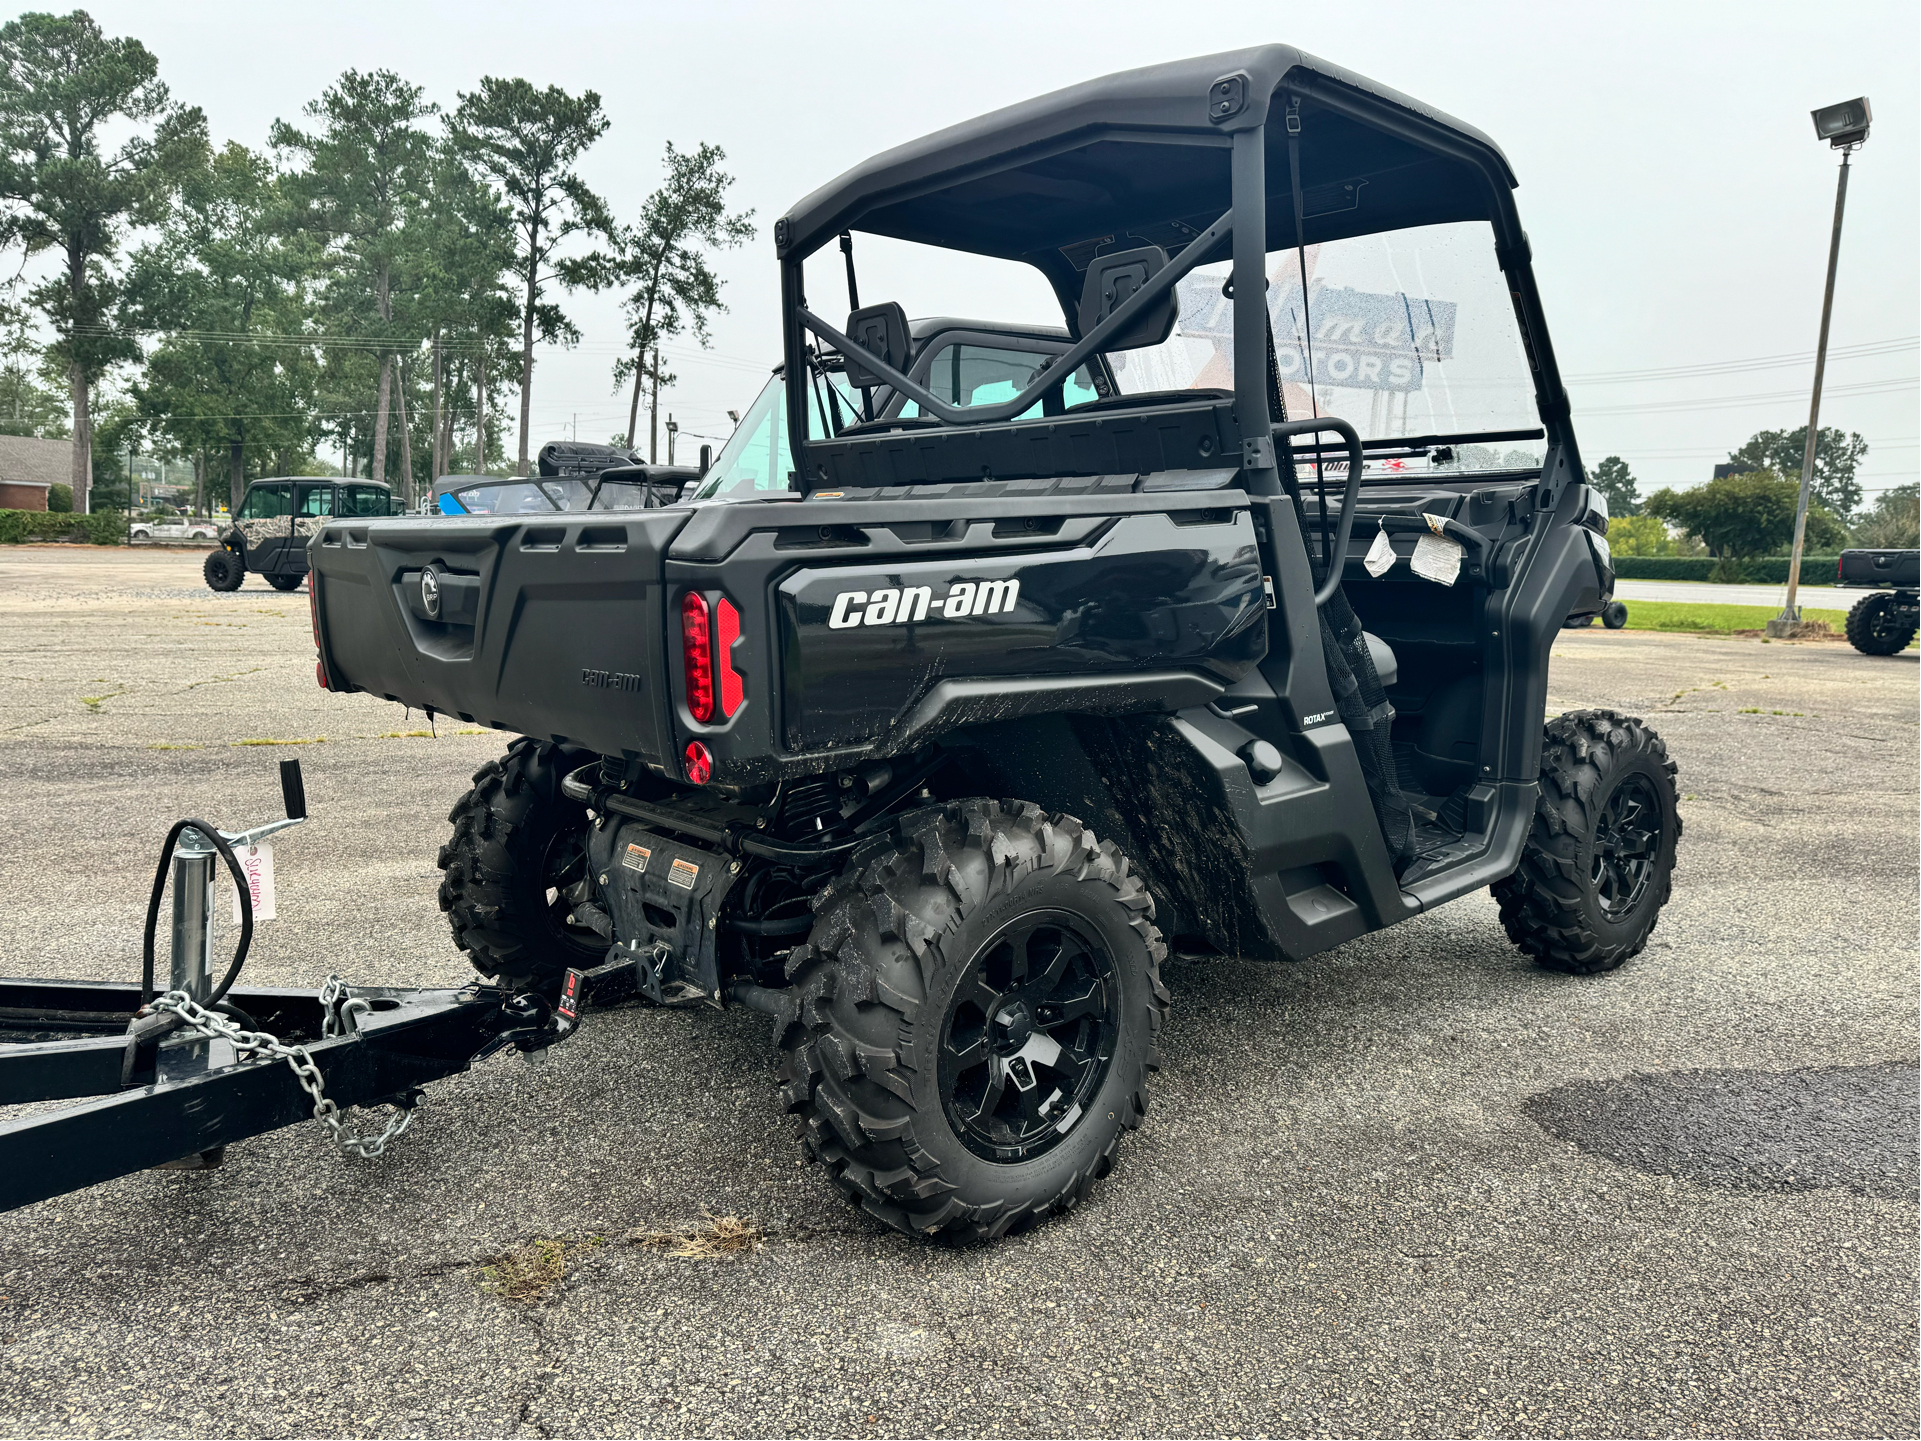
[128,517,221,541]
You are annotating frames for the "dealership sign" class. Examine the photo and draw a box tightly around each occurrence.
[1175,276,1458,393]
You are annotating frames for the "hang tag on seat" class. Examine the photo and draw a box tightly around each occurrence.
[1363,528,1396,578]
[1411,533,1463,587]
[227,842,277,923]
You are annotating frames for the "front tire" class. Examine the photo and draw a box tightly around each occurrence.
[437,738,604,986]
[203,548,243,591]
[1845,593,1916,656]
[777,799,1169,1242]
[1494,710,1680,975]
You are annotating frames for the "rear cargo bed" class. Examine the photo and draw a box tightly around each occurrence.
[311,512,688,763]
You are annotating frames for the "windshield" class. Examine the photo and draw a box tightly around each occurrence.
[437,479,589,515]
[590,478,683,510]
[691,370,860,502]
[1108,222,1542,473]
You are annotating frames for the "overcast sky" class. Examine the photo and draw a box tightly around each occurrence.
[64,0,1921,497]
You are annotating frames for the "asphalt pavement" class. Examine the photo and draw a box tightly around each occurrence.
[0,545,1915,1439]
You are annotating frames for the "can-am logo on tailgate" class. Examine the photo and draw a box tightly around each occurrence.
[827,579,1020,629]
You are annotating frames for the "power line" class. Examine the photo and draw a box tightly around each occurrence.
[1579,376,1917,417]
[1566,335,1918,385]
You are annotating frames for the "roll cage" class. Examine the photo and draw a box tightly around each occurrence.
[774,44,1579,507]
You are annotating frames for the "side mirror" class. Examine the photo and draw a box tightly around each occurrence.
[842,302,910,389]
[1077,246,1176,353]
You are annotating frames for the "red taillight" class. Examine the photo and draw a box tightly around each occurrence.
[716,597,744,718]
[309,574,329,689]
[684,740,713,785]
[681,590,715,722]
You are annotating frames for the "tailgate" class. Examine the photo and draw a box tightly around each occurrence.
[311,512,690,763]
[1838,549,1920,588]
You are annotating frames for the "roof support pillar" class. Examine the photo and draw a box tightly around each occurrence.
[1230,125,1279,496]
[781,258,812,493]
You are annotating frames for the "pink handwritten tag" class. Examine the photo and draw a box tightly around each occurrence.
[228,842,277,923]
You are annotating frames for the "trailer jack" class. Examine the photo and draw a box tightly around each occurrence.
[0,761,630,1216]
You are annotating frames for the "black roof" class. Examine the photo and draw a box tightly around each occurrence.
[780,46,1517,272]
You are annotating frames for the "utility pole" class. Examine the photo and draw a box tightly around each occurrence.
[1771,97,1871,635]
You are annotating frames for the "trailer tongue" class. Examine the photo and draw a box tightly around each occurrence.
[0,759,627,1215]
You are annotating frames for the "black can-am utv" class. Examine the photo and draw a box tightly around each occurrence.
[310,46,1679,1241]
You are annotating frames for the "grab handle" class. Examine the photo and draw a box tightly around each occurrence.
[1273,418,1364,607]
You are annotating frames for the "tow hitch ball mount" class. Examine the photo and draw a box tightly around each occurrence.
[0,760,622,1217]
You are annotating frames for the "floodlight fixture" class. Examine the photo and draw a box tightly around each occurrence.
[1810,97,1871,150]
[1772,95,1871,632]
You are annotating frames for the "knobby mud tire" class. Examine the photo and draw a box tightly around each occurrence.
[1493,709,1681,975]
[1845,593,1916,656]
[436,737,603,987]
[203,549,243,592]
[776,799,1170,1243]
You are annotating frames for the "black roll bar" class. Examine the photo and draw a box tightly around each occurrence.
[796,207,1235,430]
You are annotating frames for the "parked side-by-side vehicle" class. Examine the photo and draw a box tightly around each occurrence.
[310,45,1679,1240]
[205,478,400,592]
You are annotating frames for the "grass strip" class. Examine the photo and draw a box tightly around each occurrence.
[1613,599,1852,636]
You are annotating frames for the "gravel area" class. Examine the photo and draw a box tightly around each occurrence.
[0,545,1915,1439]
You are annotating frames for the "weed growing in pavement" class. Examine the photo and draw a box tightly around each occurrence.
[231,736,328,746]
[377,727,494,740]
[479,1236,604,1303]
[628,1213,763,1260]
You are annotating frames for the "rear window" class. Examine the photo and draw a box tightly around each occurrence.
[340,484,393,517]
[238,484,292,519]
[898,343,1100,420]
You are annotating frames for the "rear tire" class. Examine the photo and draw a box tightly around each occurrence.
[203,549,243,591]
[776,799,1169,1242]
[266,572,304,592]
[437,738,604,986]
[1845,593,1915,656]
[1494,710,1680,975]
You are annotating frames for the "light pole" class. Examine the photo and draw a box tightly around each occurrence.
[1770,96,1871,634]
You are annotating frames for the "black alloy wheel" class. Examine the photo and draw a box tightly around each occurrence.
[1590,773,1662,920]
[939,911,1120,1164]
[1494,709,1681,974]
[777,798,1168,1242]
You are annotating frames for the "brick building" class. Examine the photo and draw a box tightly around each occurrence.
[0,434,71,510]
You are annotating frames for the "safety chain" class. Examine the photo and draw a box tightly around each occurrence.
[147,977,416,1159]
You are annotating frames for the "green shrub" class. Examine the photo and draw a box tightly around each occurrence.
[1606,514,1674,557]
[1610,555,1840,584]
[46,483,72,512]
[0,509,127,545]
